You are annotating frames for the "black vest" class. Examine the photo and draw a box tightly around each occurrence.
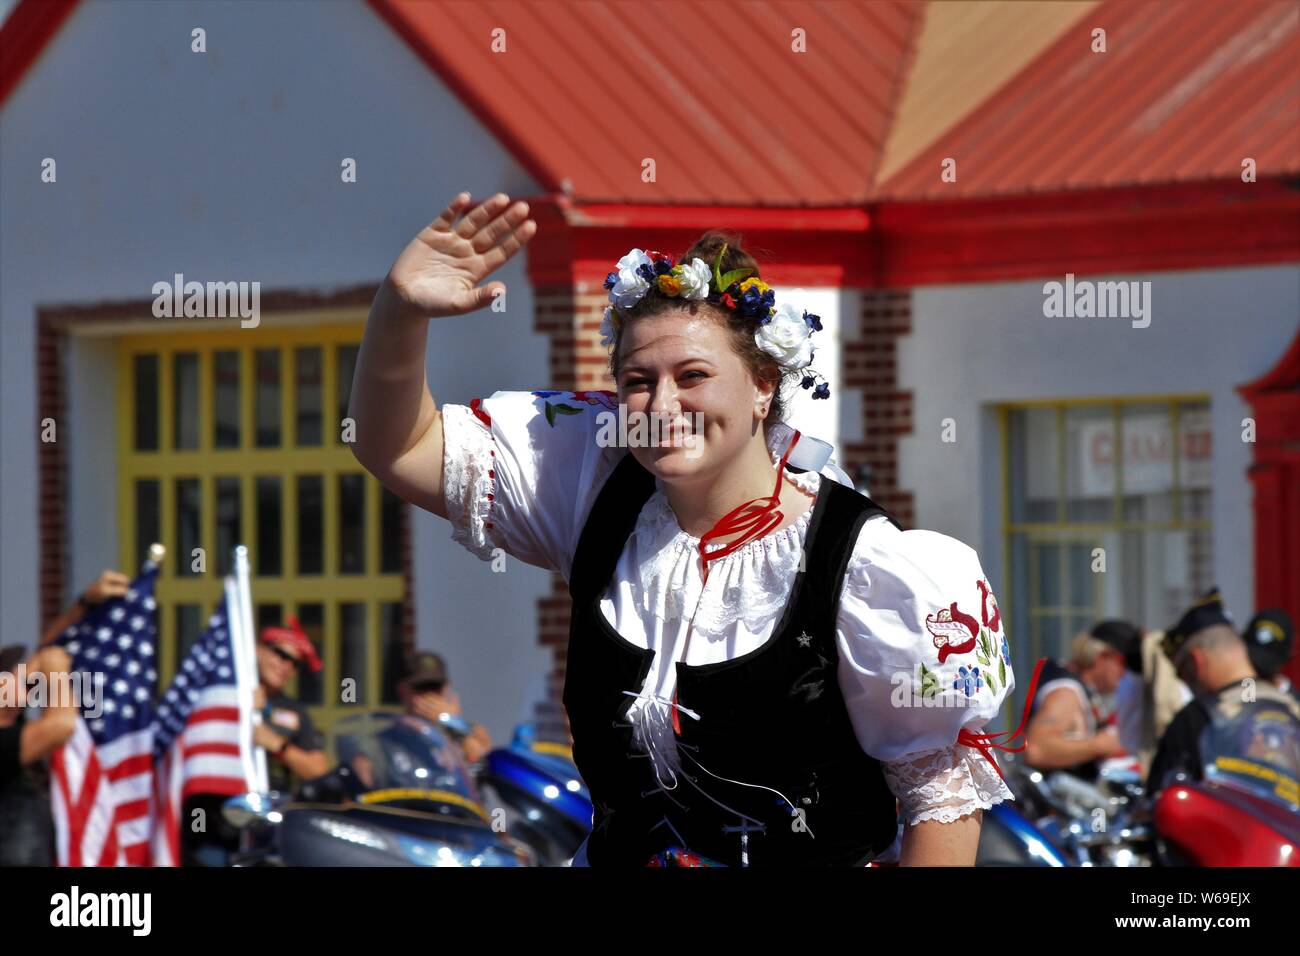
[563,452,902,866]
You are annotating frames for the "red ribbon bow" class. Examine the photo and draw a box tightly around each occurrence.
[955,657,1047,783]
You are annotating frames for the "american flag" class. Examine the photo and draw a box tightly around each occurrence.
[50,564,162,866]
[50,554,262,867]
[149,592,257,866]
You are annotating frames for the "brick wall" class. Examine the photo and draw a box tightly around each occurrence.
[38,322,68,627]
[841,289,916,529]
[529,286,615,741]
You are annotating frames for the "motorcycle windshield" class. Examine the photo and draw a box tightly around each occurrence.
[1198,701,1300,812]
[332,712,485,815]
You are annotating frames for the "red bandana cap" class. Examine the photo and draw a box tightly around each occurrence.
[259,616,322,673]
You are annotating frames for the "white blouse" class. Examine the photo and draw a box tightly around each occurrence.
[441,389,1015,827]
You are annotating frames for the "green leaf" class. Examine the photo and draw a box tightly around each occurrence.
[1000,659,1007,685]
[553,404,583,416]
[544,402,557,427]
[712,244,729,290]
[985,673,998,695]
[718,266,754,290]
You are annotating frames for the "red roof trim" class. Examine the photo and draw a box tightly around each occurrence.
[0,0,79,107]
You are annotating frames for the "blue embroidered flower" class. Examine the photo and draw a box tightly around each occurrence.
[954,665,983,697]
[1000,636,1011,663]
[532,390,565,398]
[803,311,823,332]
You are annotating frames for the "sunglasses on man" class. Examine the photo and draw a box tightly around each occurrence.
[267,644,305,669]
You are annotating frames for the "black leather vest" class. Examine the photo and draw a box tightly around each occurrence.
[563,452,902,866]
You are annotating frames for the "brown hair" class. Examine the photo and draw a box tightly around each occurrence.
[606,231,791,433]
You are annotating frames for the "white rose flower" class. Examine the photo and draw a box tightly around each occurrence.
[676,257,712,300]
[754,302,813,369]
[600,306,617,348]
[608,248,653,309]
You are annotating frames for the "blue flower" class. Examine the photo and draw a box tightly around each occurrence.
[954,665,983,697]
[812,382,830,400]
[803,311,823,332]
[636,262,657,283]
[653,257,675,276]
[532,390,565,398]
[736,286,776,320]
[800,375,815,390]
[1000,636,1011,663]
[603,271,618,291]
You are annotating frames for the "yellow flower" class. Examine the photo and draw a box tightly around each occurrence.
[738,277,770,295]
[657,275,683,296]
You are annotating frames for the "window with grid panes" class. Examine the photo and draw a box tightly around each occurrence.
[118,325,409,733]
[1001,397,1214,679]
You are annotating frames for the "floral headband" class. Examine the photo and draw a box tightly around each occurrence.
[600,245,830,400]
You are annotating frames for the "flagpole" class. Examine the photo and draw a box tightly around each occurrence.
[229,546,269,792]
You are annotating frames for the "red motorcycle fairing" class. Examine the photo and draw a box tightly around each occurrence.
[1154,778,1300,867]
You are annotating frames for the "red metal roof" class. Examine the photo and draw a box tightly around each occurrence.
[4,0,1297,204]
[371,0,922,206]
[878,0,1300,199]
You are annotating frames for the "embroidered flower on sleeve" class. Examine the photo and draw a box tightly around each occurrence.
[954,665,983,697]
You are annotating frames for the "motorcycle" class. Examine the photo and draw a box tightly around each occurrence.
[1151,698,1300,867]
[999,752,1155,866]
[223,710,535,866]
[474,723,592,867]
[475,722,1070,867]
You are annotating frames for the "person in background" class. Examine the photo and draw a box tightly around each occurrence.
[1242,608,1296,702]
[4,570,133,865]
[1023,631,1128,781]
[181,618,329,865]
[398,652,493,763]
[1089,620,1145,759]
[252,617,329,790]
[0,644,78,865]
[1148,588,1300,794]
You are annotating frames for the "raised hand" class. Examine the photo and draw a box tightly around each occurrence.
[385,192,537,319]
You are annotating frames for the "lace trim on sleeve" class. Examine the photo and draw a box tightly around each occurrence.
[441,402,501,561]
[881,743,1015,826]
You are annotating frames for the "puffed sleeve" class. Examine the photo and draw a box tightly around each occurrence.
[835,517,1017,825]
[440,389,624,579]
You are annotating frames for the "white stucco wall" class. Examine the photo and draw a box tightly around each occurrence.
[1,0,557,744]
[902,265,1300,628]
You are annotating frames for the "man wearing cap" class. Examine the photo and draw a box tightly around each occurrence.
[1242,609,1297,702]
[1147,588,1300,794]
[398,652,492,764]
[253,617,329,792]
[181,617,331,864]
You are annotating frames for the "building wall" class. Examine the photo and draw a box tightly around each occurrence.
[902,265,1300,627]
[0,0,556,744]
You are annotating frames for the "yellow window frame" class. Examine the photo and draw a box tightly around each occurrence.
[116,320,405,734]
[998,393,1213,721]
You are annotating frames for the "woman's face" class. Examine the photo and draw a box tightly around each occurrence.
[615,306,770,485]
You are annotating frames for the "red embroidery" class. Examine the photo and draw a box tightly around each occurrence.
[926,602,979,663]
[977,579,1001,632]
[469,397,492,429]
